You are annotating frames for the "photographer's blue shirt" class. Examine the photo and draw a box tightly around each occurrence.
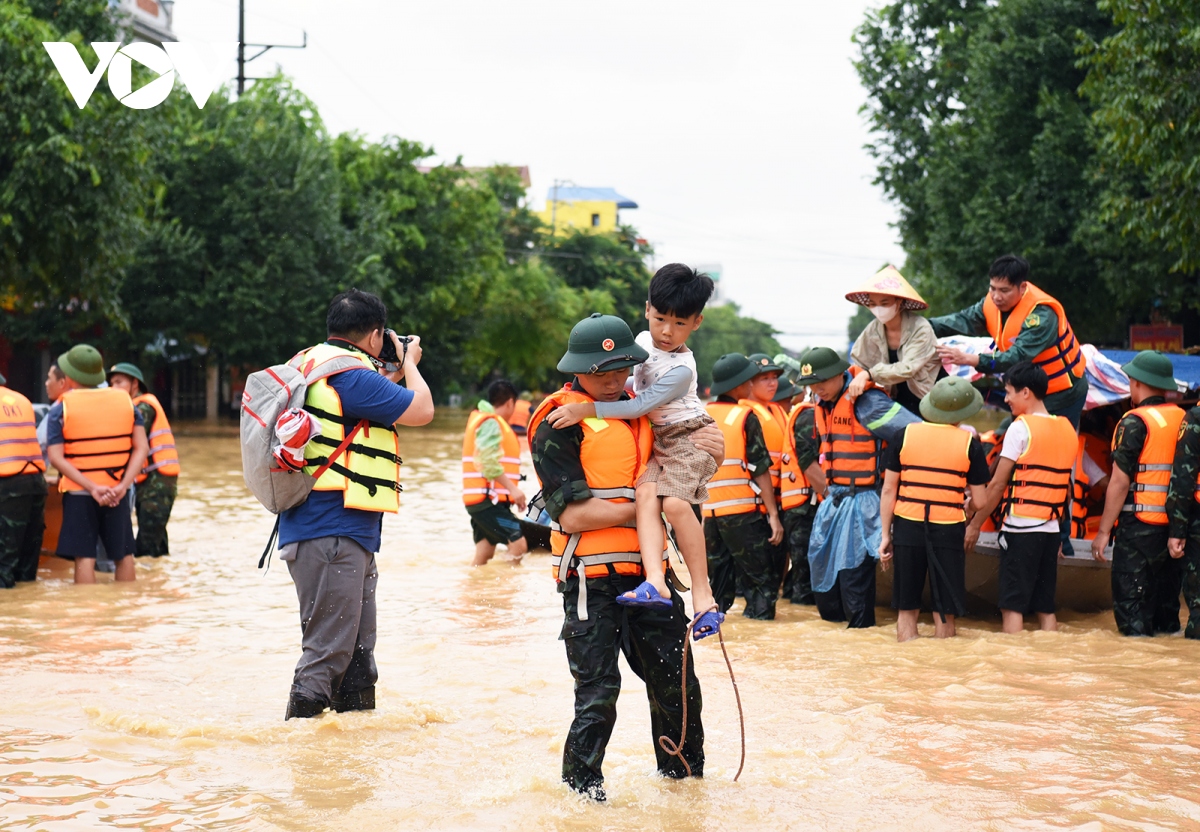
[279,368,414,553]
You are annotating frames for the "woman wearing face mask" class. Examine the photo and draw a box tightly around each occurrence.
[845,265,943,415]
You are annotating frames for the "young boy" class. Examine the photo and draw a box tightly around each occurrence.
[546,264,723,639]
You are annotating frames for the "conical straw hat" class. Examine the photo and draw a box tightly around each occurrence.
[845,265,928,311]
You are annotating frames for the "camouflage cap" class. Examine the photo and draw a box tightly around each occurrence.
[795,347,850,385]
[557,313,648,374]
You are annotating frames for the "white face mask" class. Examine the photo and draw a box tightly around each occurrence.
[870,304,898,323]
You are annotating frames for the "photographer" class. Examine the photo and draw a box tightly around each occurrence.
[280,289,434,720]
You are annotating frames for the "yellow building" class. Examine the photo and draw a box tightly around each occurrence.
[538,187,638,235]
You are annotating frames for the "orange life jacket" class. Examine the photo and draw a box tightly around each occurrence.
[1117,403,1184,525]
[982,283,1086,396]
[508,399,532,435]
[59,388,135,493]
[462,409,522,507]
[742,399,784,494]
[780,402,814,510]
[980,429,1002,470]
[1070,436,1091,538]
[529,386,656,583]
[132,393,180,481]
[895,422,972,524]
[1002,414,1077,523]
[0,387,47,477]
[1083,433,1112,478]
[703,401,763,517]
[814,374,881,488]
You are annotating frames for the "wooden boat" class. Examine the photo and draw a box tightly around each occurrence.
[875,532,1112,614]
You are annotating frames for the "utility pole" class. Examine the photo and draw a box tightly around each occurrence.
[236,0,307,99]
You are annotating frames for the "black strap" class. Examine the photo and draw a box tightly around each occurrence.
[258,516,280,570]
[303,404,395,433]
[309,433,403,464]
[321,459,402,497]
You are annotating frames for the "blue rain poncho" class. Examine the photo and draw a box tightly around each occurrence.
[807,383,919,593]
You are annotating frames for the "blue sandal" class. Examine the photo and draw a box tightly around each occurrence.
[692,609,725,641]
[616,581,674,609]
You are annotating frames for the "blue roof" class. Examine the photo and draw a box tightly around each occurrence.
[1101,350,1200,388]
[546,187,638,209]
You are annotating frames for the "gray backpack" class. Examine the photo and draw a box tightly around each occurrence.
[240,350,369,565]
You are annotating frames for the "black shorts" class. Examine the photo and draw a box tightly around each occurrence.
[468,502,524,545]
[56,492,135,561]
[996,531,1059,615]
[891,517,966,616]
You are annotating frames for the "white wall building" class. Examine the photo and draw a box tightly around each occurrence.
[113,0,176,44]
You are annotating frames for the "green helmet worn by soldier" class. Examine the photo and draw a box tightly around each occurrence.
[556,313,648,375]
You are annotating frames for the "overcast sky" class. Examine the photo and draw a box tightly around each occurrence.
[173,0,905,351]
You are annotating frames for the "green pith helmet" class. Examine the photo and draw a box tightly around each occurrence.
[557,313,648,374]
[795,347,850,385]
[773,380,801,403]
[57,344,105,387]
[107,362,146,387]
[919,376,984,424]
[710,354,758,396]
[747,352,782,376]
[1121,350,1176,392]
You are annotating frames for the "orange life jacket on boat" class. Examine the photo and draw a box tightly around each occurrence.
[0,387,46,477]
[982,283,1086,396]
[461,410,522,507]
[59,388,135,492]
[132,393,180,482]
[703,401,763,518]
[1002,414,1077,523]
[1117,403,1184,526]
[895,422,972,524]
[508,399,532,436]
[529,386,656,581]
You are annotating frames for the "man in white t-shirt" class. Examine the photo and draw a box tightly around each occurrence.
[966,361,1077,633]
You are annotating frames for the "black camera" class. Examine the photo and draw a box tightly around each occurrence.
[379,329,412,364]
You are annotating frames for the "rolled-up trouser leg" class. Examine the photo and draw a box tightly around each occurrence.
[286,536,376,704]
[624,587,704,779]
[781,506,815,604]
[705,518,736,613]
[559,575,622,794]
[839,556,878,629]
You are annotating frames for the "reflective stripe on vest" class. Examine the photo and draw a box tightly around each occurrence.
[1117,404,1184,525]
[742,400,784,494]
[983,283,1086,395]
[0,387,47,477]
[703,402,762,517]
[132,393,180,481]
[528,387,657,604]
[895,422,971,524]
[298,343,402,513]
[60,388,134,492]
[814,379,880,488]
[1003,414,1077,522]
[780,402,813,510]
[462,410,522,506]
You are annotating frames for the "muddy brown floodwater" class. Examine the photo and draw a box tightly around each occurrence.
[2,412,1199,831]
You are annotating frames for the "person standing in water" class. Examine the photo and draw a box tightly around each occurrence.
[462,379,529,566]
[847,265,942,416]
[0,371,47,588]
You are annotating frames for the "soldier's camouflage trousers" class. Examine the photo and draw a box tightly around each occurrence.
[0,487,46,588]
[1179,521,1200,639]
[705,511,780,619]
[558,572,703,796]
[135,473,177,558]
[781,505,815,604]
[1111,519,1182,637]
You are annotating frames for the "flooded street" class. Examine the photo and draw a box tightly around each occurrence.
[3,412,1200,831]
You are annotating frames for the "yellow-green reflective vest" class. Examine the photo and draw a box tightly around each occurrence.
[296,343,402,513]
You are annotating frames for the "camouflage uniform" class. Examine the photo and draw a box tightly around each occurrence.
[704,398,780,619]
[532,396,703,797]
[133,400,177,557]
[781,406,818,604]
[1109,398,1183,636]
[0,473,46,588]
[1166,405,1200,639]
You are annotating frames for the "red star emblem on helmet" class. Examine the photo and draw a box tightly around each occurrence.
[602,338,615,351]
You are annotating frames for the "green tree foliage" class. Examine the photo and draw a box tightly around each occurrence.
[689,304,783,391]
[0,1,153,343]
[854,0,1120,341]
[1080,0,1200,314]
[541,226,653,327]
